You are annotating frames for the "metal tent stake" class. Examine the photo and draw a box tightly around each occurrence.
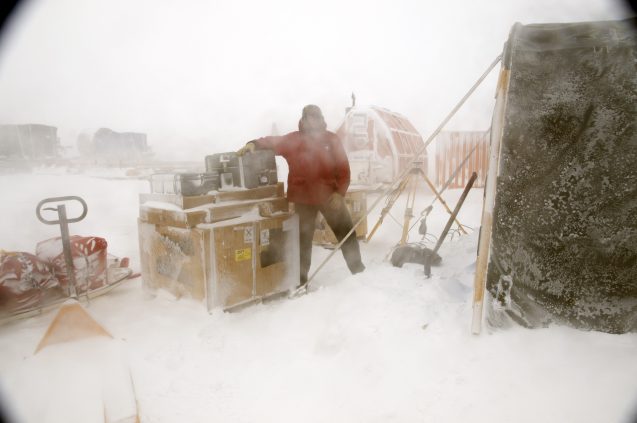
[36,196,88,300]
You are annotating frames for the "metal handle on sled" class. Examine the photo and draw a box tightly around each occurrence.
[36,196,88,225]
[35,196,88,299]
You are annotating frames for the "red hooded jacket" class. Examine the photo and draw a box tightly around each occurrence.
[253,130,350,205]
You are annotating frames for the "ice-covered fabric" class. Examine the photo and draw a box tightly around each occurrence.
[36,236,108,292]
[0,251,60,314]
[485,19,637,333]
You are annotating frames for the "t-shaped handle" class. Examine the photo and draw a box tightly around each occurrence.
[36,196,88,225]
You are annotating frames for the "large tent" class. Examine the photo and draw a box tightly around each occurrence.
[474,19,637,334]
[335,106,427,185]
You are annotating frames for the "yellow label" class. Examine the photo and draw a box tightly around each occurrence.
[235,248,252,262]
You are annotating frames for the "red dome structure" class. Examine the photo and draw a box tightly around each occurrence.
[335,106,427,185]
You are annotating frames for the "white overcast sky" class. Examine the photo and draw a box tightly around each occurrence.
[0,0,632,159]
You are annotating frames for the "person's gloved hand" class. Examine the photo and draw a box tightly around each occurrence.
[327,192,343,211]
[237,142,256,156]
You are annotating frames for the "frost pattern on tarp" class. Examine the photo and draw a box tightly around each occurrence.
[486,19,637,333]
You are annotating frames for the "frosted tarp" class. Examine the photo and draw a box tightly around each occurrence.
[486,19,637,333]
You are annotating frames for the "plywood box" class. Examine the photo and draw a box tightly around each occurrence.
[139,182,285,210]
[313,190,368,246]
[139,197,289,228]
[138,221,209,301]
[138,212,299,311]
[139,193,216,209]
[214,183,284,203]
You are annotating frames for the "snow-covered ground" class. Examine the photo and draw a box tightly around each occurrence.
[0,171,636,423]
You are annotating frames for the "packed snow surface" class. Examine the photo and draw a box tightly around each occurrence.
[0,172,636,422]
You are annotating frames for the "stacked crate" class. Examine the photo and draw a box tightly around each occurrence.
[138,151,299,311]
[312,188,368,247]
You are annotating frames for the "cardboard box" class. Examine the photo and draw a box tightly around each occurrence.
[313,190,368,246]
[138,212,299,311]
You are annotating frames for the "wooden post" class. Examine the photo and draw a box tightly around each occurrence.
[471,67,510,335]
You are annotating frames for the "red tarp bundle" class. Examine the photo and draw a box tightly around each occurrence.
[36,236,108,292]
[0,236,110,316]
[0,251,60,313]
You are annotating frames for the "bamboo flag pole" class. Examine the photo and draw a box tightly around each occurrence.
[471,65,511,335]
[301,54,503,291]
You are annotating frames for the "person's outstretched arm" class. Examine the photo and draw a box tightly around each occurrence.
[252,135,290,156]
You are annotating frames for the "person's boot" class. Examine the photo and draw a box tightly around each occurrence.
[298,274,308,288]
[350,262,365,275]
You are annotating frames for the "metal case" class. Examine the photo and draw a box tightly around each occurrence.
[150,173,220,196]
[205,150,277,189]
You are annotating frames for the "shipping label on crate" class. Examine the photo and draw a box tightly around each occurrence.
[260,229,270,246]
[235,248,252,262]
[243,227,254,243]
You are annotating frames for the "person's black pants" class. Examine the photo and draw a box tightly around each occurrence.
[295,199,364,284]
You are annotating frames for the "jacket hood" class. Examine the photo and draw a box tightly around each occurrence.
[298,104,327,133]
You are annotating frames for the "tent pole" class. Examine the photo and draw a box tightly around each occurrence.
[471,66,511,335]
[419,54,502,153]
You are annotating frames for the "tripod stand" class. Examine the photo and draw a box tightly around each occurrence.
[366,163,467,245]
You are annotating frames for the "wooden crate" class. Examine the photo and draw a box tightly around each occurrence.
[139,197,289,228]
[138,212,299,311]
[313,190,368,246]
[138,220,209,301]
[139,182,287,229]
[139,183,285,209]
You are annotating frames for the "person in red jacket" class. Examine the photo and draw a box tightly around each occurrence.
[238,105,365,286]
